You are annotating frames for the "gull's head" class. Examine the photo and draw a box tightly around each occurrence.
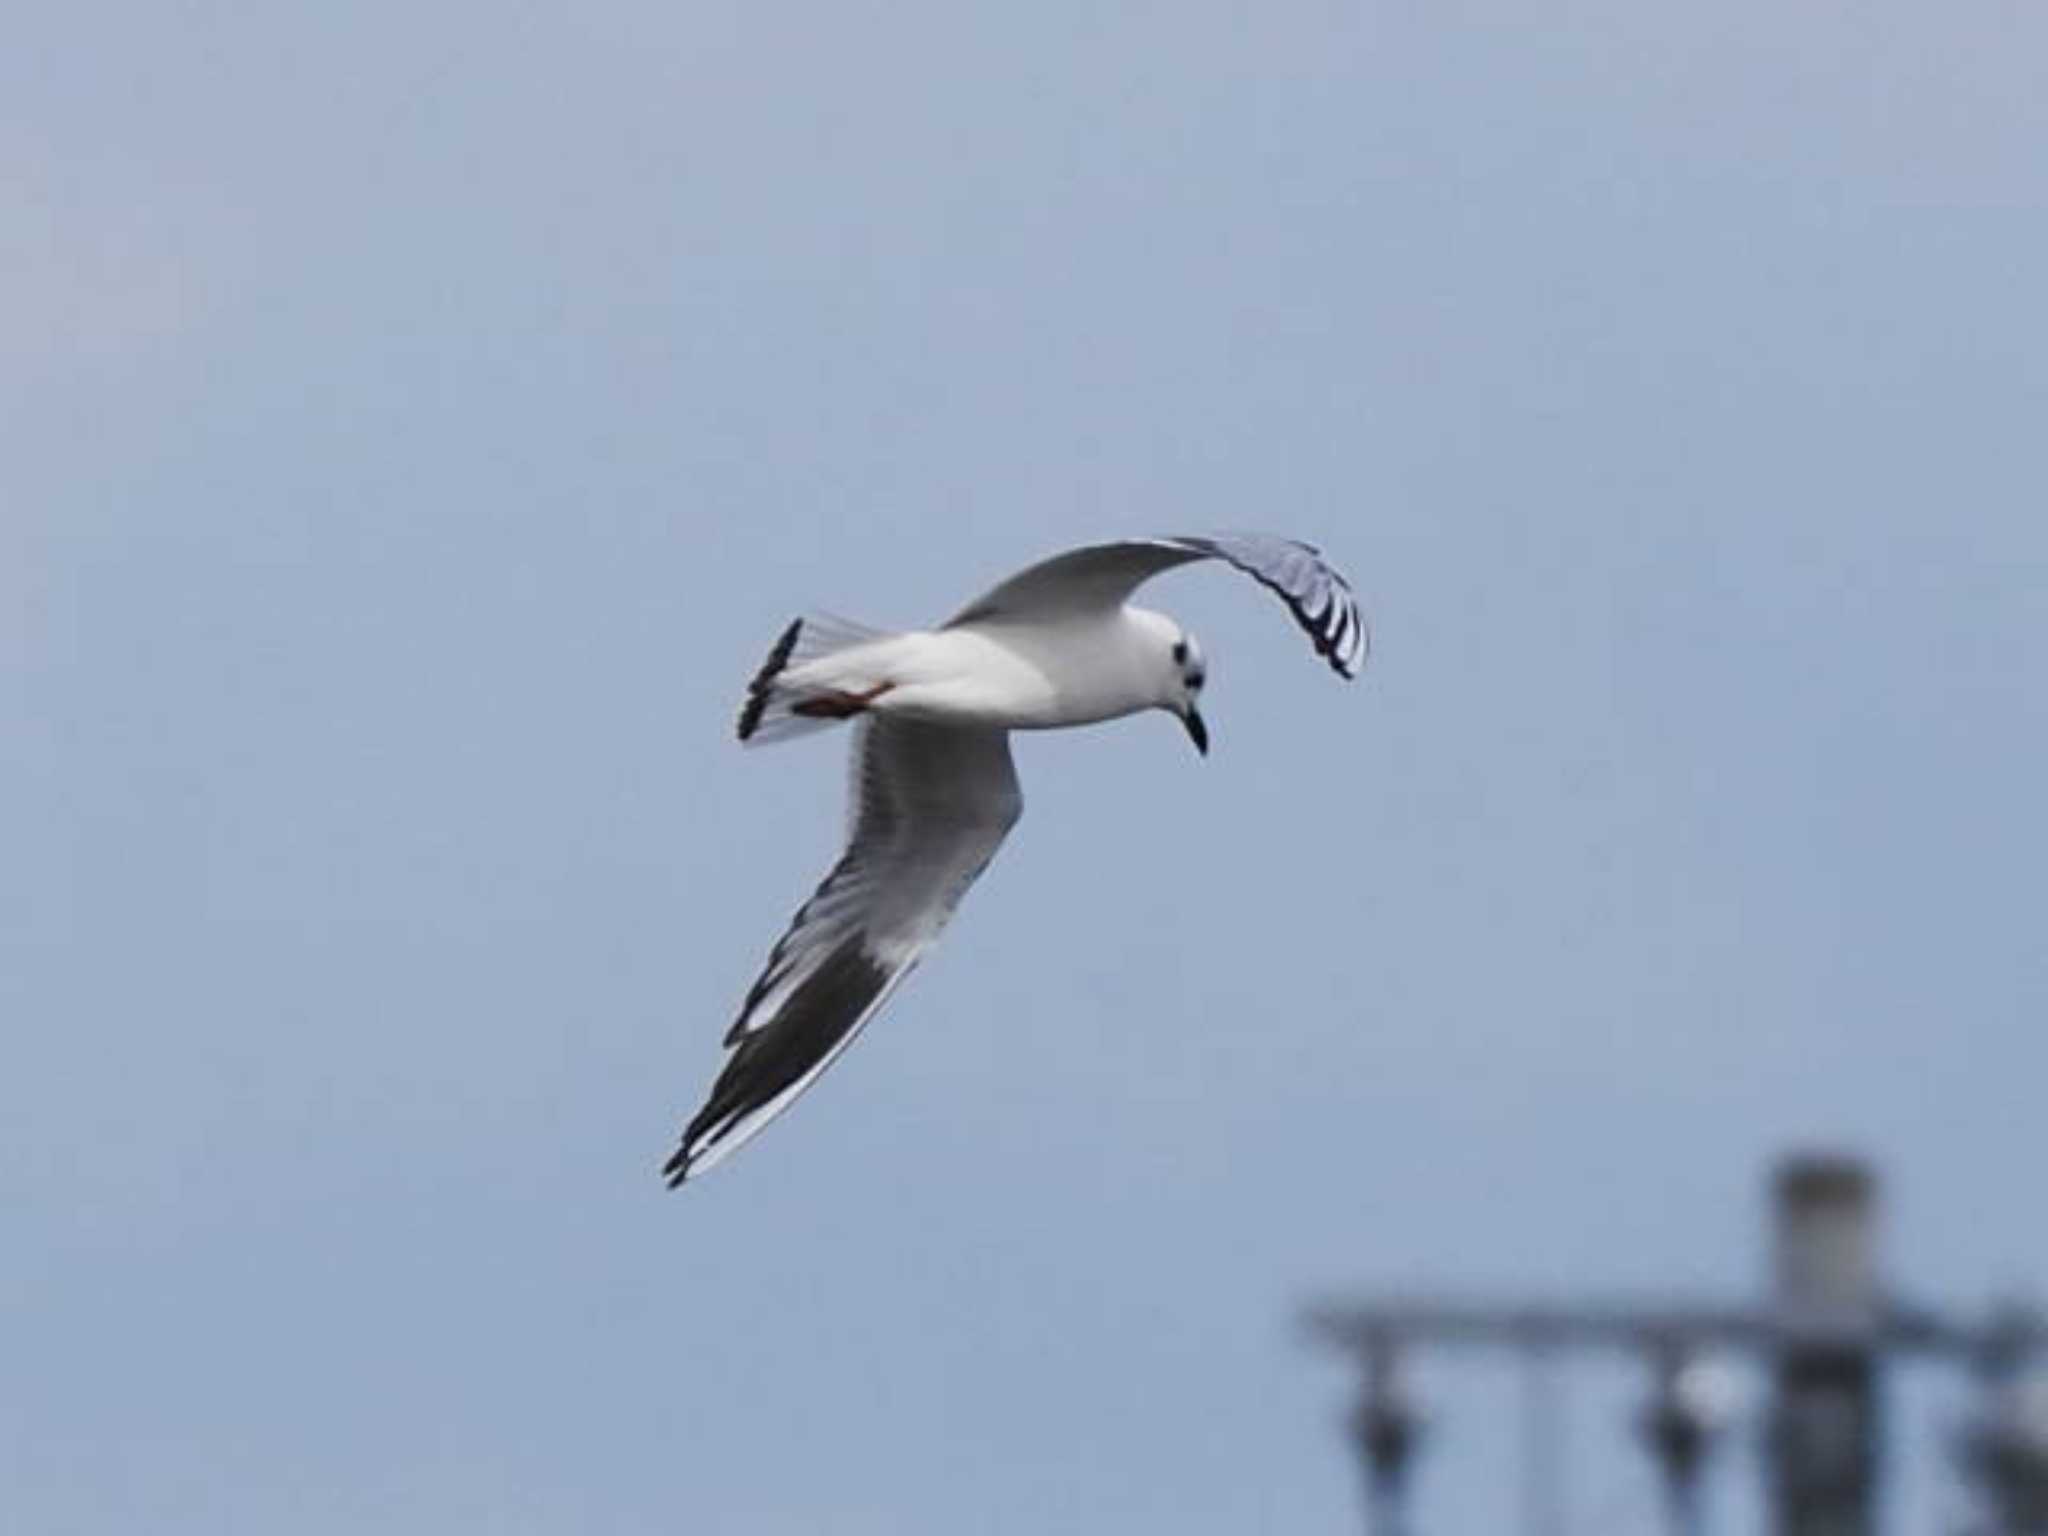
[1163,618,1204,753]
[1129,607,1209,754]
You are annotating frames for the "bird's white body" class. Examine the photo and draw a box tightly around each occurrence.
[777,607,1182,732]
[665,532,1365,1184]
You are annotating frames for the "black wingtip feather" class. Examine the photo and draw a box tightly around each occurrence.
[736,618,804,742]
[1189,534,1362,679]
[664,935,893,1187]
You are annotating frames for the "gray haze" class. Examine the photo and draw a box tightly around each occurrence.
[5,4,2044,1532]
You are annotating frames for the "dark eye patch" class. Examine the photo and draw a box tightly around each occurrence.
[1171,640,1188,664]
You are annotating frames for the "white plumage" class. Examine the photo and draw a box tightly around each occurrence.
[666,533,1365,1184]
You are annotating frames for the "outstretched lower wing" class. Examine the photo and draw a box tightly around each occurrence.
[665,718,1022,1184]
[947,532,1367,678]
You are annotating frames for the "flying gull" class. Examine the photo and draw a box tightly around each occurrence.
[665,533,1366,1184]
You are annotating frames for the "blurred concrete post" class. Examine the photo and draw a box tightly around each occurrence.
[1770,1154,1880,1536]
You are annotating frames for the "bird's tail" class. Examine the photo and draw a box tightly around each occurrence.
[735,613,893,744]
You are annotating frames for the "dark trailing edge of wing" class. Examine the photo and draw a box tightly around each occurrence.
[736,618,804,742]
[662,933,893,1186]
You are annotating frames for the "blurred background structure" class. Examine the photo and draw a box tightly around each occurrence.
[1309,1153,2048,1536]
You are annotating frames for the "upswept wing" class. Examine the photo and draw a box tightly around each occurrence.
[947,532,1366,678]
[665,718,1022,1184]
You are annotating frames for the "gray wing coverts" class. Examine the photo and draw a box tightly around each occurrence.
[949,532,1367,679]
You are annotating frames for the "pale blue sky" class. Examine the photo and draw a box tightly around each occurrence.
[5,4,2045,1532]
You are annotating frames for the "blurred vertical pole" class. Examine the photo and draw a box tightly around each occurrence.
[1524,1344,1565,1536]
[1770,1154,1879,1536]
[1641,1345,1731,1536]
[1351,1338,1424,1536]
[1958,1305,2048,1535]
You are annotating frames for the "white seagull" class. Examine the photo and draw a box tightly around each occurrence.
[665,533,1366,1185]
